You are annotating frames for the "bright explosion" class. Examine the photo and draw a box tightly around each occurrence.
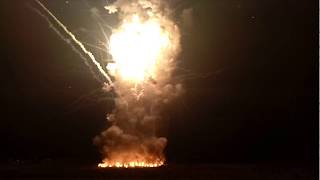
[34,0,182,169]
[107,15,170,83]
[96,0,182,167]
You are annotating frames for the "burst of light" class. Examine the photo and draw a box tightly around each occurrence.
[107,15,170,82]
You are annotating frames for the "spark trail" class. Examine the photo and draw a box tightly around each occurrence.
[30,5,103,83]
[34,0,112,85]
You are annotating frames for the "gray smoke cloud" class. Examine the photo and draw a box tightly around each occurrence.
[94,80,184,165]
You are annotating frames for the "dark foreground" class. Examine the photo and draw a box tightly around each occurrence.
[0,160,314,179]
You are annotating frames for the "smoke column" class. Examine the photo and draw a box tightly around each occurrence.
[94,0,182,167]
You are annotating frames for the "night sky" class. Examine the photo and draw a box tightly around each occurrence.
[0,0,317,167]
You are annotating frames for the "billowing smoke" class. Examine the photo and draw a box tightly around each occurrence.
[93,0,183,167]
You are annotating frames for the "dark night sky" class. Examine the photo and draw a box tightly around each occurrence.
[0,0,317,166]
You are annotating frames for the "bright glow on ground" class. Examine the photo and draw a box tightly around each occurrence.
[98,161,164,168]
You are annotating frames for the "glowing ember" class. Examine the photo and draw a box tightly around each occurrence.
[98,160,164,168]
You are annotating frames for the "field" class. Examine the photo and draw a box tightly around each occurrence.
[0,160,314,179]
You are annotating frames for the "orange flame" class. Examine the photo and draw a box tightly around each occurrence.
[98,160,164,168]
